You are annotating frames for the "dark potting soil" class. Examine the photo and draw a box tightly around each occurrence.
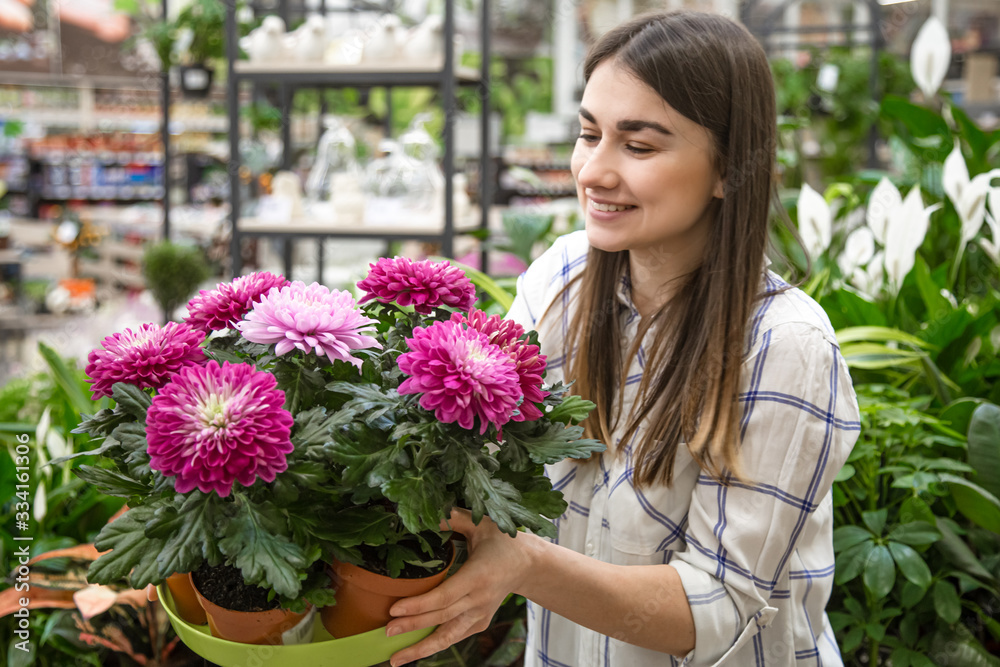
[358,537,454,579]
[191,562,280,612]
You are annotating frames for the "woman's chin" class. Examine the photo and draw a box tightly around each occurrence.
[585,224,630,254]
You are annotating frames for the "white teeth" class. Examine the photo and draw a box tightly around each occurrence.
[590,200,633,212]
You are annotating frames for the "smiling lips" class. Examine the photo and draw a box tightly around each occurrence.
[589,198,636,212]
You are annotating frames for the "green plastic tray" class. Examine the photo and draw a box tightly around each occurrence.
[157,585,432,667]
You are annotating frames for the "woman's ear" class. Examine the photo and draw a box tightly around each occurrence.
[713,176,725,199]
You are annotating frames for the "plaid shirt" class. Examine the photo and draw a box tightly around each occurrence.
[505,231,861,666]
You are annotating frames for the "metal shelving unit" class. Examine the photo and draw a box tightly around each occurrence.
[223,0,493,280]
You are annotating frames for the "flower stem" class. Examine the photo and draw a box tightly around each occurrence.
[949,242,965,291]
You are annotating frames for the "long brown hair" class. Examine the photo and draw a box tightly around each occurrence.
[563,11,778,486]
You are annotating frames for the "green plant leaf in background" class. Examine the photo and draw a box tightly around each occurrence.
[967,403,1000,500]
[863,544,895,598]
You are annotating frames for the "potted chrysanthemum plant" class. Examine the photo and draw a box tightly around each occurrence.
[315,257,605,638]
[56,270,385,646]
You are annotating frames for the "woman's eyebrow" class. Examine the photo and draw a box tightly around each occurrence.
[578,106,673,137]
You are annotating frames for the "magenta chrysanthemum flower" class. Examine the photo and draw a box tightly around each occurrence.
[452,309,548,421]
[399,320,522,434]
[235,281,380,368]
[146,361,294,497]
[357,256,476,314]
[185,271,289,332]
[85,322,206,399]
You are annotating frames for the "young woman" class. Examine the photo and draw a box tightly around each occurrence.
[386,10,861,666]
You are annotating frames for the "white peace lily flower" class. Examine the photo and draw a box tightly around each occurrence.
[943,144,1000,245]
[797,183,832,259]
[991,324,1000,352]
[46,429,70,461]
[34,407,50,470]
[981,212,1000,265]
[991,187,1000,223]
[34,479,47,522]
[866,177,902,245]
[884,186,940,290]
[838,226,876,277]
[910,16,951,100]
[850,251,885,299]
[964,337,982,367]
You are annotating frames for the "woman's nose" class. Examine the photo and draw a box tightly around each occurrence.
[574,145,619,191]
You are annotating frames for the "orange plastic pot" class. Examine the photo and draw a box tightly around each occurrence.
[165,573,207,625]
[321,543,457,638]
[190,573,313,645]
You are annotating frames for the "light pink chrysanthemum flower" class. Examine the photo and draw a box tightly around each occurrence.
[185,271,289,332]
[236,281,380,368]
[357,256,476,314]
[146,361,294,497]
[398,320,522,434]
[85,322,206,399]
[452,309,548,421]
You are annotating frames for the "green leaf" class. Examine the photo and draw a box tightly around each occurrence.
[48,433,122,466]
[968,403,1000,500]
[839,342,924,370]
[315,507,394,547]
[291,407,352,449]
[835,463,856,482]
[383,472,449,536]
[842,624,864,654]
[912,255,952,320]
[900,581,927,608]
[519,489,568,520]
[939,398,986,443]
[833,525,874,552]
[38,341,93,418]
[71,408,128,439]
[438,257,514,311]
[74,465,150,497]
[836,326,933,349]
[887,520,941,546]
[862,508,889,536]
[218,500,306,599]
[888,541,932,589]
[928,623,1000,666]
[933,579,961,624]
[89,506,165,587]
[881,95,950,139]
[461,449,552,537]
[939,473,1000,533]
[899,496,937,525]
[151,493,223,577]
[863,544,895,599]
[836,540,875,585]
[110,383,152,424]
[865,621,886,642]
[503,421,605,465]
[546,394,597,425]
[935,517,996,583]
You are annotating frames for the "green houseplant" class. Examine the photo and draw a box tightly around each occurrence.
[142,241,211,321]
[173,0,226,98]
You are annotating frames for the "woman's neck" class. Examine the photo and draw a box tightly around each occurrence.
[628,246,702,318]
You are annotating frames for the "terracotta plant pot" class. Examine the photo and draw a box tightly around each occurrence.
[322,542,457,638]
[165,572,207,625]
[189,573,314,645]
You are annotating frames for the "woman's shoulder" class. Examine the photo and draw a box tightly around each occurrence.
[508,231,591,327]
[746,270,840,353]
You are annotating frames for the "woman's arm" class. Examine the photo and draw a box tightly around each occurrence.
[384,509,696,666]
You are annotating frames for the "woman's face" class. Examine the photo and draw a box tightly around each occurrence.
[571,59,723,266]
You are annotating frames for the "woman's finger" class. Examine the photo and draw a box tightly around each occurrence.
[385,592,472,637]
[389,577,463,618]
[145,584,158,602]
[439,507,476,534]
[388,611,480,666]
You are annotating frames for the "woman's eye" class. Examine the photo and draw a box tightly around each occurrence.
[577,133,599,143]
[626,145,653,155]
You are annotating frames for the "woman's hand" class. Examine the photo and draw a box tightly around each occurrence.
[385,509,533,666]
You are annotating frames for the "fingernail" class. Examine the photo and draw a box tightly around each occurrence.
[386,625,400,637]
